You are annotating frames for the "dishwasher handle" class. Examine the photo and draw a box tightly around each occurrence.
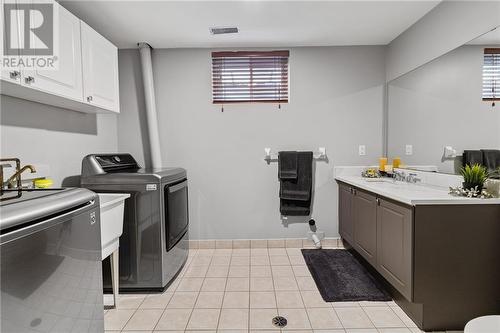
[0,200,96,245]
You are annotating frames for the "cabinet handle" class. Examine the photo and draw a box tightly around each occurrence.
[9,71,20,79]
[376,198,380,205]
[353,189,357,195]
[87,96,93,102]
[25,76,34,84]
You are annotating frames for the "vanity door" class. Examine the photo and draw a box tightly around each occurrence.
[376,198,413,300]
[338,183,354,244]
[352,189,377,266]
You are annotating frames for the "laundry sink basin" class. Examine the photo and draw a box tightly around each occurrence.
[98,193,130,260]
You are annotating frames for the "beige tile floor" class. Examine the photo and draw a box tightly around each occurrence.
[104,247,463,333]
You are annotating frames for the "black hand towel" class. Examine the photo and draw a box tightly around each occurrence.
[280,151,313,201]
[278,151,298,180]
[463,150,483,167]
[481,149,500,173]
[280,199,311,216]
[280,151,313,216]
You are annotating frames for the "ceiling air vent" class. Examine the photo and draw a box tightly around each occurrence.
[210,27,238,35]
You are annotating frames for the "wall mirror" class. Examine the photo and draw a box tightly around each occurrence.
[387,26,500,175]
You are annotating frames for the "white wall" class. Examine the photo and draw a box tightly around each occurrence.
[0,95,118,186]
[386,1,500,82]
[388,45,500,174]
[118,46,386,240]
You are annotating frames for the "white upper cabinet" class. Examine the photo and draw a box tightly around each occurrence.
[23,1,83,101]
[0,0,22,84]
[0,1,119,113]
[81,21,119,113]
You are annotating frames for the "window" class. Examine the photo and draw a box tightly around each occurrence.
[212,50,289,104]
[482,48,500,102]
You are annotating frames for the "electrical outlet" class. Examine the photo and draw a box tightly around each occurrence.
[405,144,413,155]
[358,145,366,156]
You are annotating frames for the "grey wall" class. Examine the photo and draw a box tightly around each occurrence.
[388,45,500,174]
[118,46,386,240]
[0,95,118,186]
[386,1,500,82]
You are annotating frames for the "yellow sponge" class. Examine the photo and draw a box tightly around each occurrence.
[34,178,53,189]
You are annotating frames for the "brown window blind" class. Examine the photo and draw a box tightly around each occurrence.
[212,50,289,104]
[483,48,500,101]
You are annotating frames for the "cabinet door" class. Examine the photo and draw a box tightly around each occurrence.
[81,21,119,112]
[377,199,412,300]
[353,189,377,265]
[0,0,22,84]
[23,1,83,101]
[339,183,354,244]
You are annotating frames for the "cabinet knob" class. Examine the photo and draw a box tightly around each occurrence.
[87,96,93,102]
[25,76,35,84]
[9,71,20,79]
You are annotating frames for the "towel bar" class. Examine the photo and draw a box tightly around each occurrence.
[264,147,327,164]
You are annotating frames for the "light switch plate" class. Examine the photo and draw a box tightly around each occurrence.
[405,144,413,155]
[358,145,366,156]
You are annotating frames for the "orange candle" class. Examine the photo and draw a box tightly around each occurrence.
[393,157,401,169]
[379,157,388,171]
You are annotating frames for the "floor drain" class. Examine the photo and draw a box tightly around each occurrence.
[272,316,287,328]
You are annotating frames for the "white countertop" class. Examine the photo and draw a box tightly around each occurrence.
[335,175,500,206]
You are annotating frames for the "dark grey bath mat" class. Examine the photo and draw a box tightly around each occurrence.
[301,249,392,302]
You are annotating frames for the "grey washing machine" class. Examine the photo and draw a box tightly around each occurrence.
[81,154,188,292]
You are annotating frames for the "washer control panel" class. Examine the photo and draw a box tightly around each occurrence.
[88,154,139,173]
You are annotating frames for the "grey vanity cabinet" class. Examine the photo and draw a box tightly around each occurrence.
[338,182,413,299]
[337,180,500,331]
[352,189,377,266]
[338,184,354,244]
[376,198,412,300]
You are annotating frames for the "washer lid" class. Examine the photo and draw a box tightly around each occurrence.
[81,154,186,184]
[81,167,187,185]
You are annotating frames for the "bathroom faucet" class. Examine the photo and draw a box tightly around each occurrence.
[393,170,406,182]
[6,165,36,189]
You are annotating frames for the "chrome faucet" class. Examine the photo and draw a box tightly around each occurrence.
[6,164,36,188]
[393,170,406,182]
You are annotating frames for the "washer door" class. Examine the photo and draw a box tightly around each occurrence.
[164,179,189,251]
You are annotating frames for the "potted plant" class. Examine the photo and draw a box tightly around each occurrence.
[460,164,489,192]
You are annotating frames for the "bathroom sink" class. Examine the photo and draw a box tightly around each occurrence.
[98,193,130,260]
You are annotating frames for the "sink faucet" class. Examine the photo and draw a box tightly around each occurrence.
[6,164,36,188]
[393,170,406,182]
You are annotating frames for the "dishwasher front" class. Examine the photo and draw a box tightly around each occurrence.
[0,188,104,333]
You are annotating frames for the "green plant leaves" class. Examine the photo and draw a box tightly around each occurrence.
[460,164,489,185]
